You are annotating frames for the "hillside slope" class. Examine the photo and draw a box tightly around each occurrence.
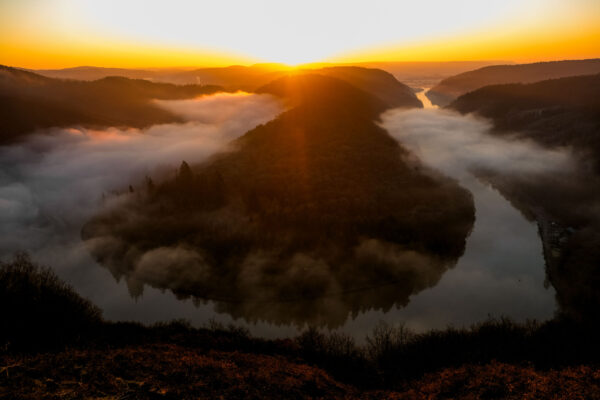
[450,73,600,169]
[0,65,222,144]
[31,66,156,81]
[32,64,423,108]
[427,59,600,106]
[312,66,422,108]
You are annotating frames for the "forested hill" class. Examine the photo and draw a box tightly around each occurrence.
[0,65,222,144]
[256,73,388,114]
[31,66,156,81]
[32,64,423,108]
[427,59,600,107]
[311,66,422,108]
[82,73,473,326]
[150,65,423,108]
[450,73,600,171]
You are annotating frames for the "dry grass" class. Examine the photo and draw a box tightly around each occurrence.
[2,346,599,399]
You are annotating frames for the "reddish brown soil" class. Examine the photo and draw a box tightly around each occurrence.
[2,345,599,399]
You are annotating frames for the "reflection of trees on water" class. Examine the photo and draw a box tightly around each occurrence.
[86,226,458,328]
[83,158,469,327]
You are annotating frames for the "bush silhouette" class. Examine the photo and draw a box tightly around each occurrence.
[0,253,102,350]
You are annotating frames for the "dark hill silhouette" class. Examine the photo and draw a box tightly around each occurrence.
[356,60,502,85]
[311,66,422,108]
[32,65,422,108]
[33,64,288,90]
[0,66,53,86]
[427,59,600,106]
[31,66,156,81]
[82,74,473,327]
[155,65,423,108]
[256,73,387,112]
[156,64,286,89]
[0,65,223,144]
[257,69,421,109]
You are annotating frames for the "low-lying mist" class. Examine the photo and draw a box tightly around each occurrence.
[381,108,600,321]
[0,92,282,267]
[380,108,573,181]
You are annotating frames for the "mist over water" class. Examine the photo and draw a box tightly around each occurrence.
[381,108,571,180]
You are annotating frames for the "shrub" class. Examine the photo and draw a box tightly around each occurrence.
[0,252,102,351]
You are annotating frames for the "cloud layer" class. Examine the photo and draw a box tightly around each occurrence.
[0,92,282,261]
[380,108,573,181]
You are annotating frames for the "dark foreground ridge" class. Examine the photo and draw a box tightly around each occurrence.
[2,254,600,399]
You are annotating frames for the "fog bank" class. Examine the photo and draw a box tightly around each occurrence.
[0,92,282,273]
[380,108,573,181]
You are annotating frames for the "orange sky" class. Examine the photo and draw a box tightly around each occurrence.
[1,0,598,68]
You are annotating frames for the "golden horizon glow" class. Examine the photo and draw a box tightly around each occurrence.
[334,15,600,64]
[1,0,599,69]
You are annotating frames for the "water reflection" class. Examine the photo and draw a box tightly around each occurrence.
[415,88,438,109]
